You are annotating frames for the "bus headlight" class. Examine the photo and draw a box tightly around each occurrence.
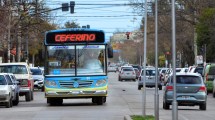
[45,80,57,87]
[95,80,106,87]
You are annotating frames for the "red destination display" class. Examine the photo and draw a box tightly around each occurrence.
[55,34,96,42]
[45,30,105,44]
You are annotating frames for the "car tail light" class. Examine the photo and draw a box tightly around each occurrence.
[166,86,173,91]
[199,86,206,92]
[20,79,31,87]
[28,80,31,87]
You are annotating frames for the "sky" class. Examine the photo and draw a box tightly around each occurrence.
[45,0,143,41]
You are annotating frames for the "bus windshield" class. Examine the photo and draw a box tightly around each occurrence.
[47,45,106,76]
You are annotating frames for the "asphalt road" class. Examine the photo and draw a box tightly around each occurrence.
[0,72,214,120]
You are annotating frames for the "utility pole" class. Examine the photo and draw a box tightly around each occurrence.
[7,0,12,63]
[142,0,148,117]
[171,0,178,119]
[154,0,159,119]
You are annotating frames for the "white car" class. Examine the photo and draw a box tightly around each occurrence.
[30,67,44,91]
[0,73,14,108]
[0,63,34,101]
[118,67,136,81]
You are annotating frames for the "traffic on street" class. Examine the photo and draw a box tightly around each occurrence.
[0,72,214,120]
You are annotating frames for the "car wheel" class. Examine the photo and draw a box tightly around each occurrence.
[41,86,45,92]
[25,91,31,102]
[6,98,12,108]
[138,85,142,90]
[31,91,34,101]
[199,103,206,110]
[163,101,170,110]
[12,93,19,106]
[213,91,215,98]
[159,86,162,90]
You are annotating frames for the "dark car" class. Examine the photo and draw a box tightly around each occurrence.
[163,72,207,110]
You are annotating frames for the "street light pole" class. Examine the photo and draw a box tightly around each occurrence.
[171,0,178,119]
[142,0,148,117]
[154,0,159,119]
[7,1,12,63]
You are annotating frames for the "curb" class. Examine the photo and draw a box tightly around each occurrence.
[124,115,132,120]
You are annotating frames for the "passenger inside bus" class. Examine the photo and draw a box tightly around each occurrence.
[84,50,102,70]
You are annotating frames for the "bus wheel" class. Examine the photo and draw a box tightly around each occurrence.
[103,97,106,103]
[97,97,104,105]
[92,97,97,103]
[49,98,63,106]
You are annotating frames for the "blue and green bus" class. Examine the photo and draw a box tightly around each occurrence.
[44,28,113,105]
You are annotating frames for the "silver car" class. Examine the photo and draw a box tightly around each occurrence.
[138,68,162,90]
[163,72,207,110]
[118,67,136,81]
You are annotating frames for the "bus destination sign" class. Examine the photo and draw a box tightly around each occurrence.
[46,30,105,44]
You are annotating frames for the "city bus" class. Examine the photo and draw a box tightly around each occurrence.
[44,28,113,105]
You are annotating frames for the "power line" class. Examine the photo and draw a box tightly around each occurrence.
[46,15,142,17]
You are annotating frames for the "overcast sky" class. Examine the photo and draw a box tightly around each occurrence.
[45,0,143,41]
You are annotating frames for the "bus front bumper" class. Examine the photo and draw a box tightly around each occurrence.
[45,87,107,98]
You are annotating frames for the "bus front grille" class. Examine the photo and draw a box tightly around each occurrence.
[59,80,93,88]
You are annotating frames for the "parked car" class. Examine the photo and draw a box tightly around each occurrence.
[0,73,14,108]
[163,72,207,110]
[0,63,34,101]
[118,67,136,81]
[30,67,44,91]
[202,63,215,92]
[138,68,162,90]
[7,73,19,106]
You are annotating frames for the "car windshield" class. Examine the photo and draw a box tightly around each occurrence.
[123,68,133,71]
[30,69,42,75]
[0,75,6,85]
[170,76,202,84]
[142,70,156,76]
[208,66,215,75]
[0,65,27,74]
[161,69,167,73]
[194,67,203,75]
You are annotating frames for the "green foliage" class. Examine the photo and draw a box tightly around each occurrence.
[159,55,166,67]
[131,115,155,120]
[64,20,80,28]
[196,8,215,62]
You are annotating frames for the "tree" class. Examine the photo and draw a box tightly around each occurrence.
[129,0,215,66]
[64,20,80,28]
[196,8,215,62]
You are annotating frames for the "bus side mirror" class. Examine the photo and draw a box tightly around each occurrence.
[107,45,113,58]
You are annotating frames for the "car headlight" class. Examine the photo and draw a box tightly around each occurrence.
[95,80,106,87]
[45,80,57,87]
